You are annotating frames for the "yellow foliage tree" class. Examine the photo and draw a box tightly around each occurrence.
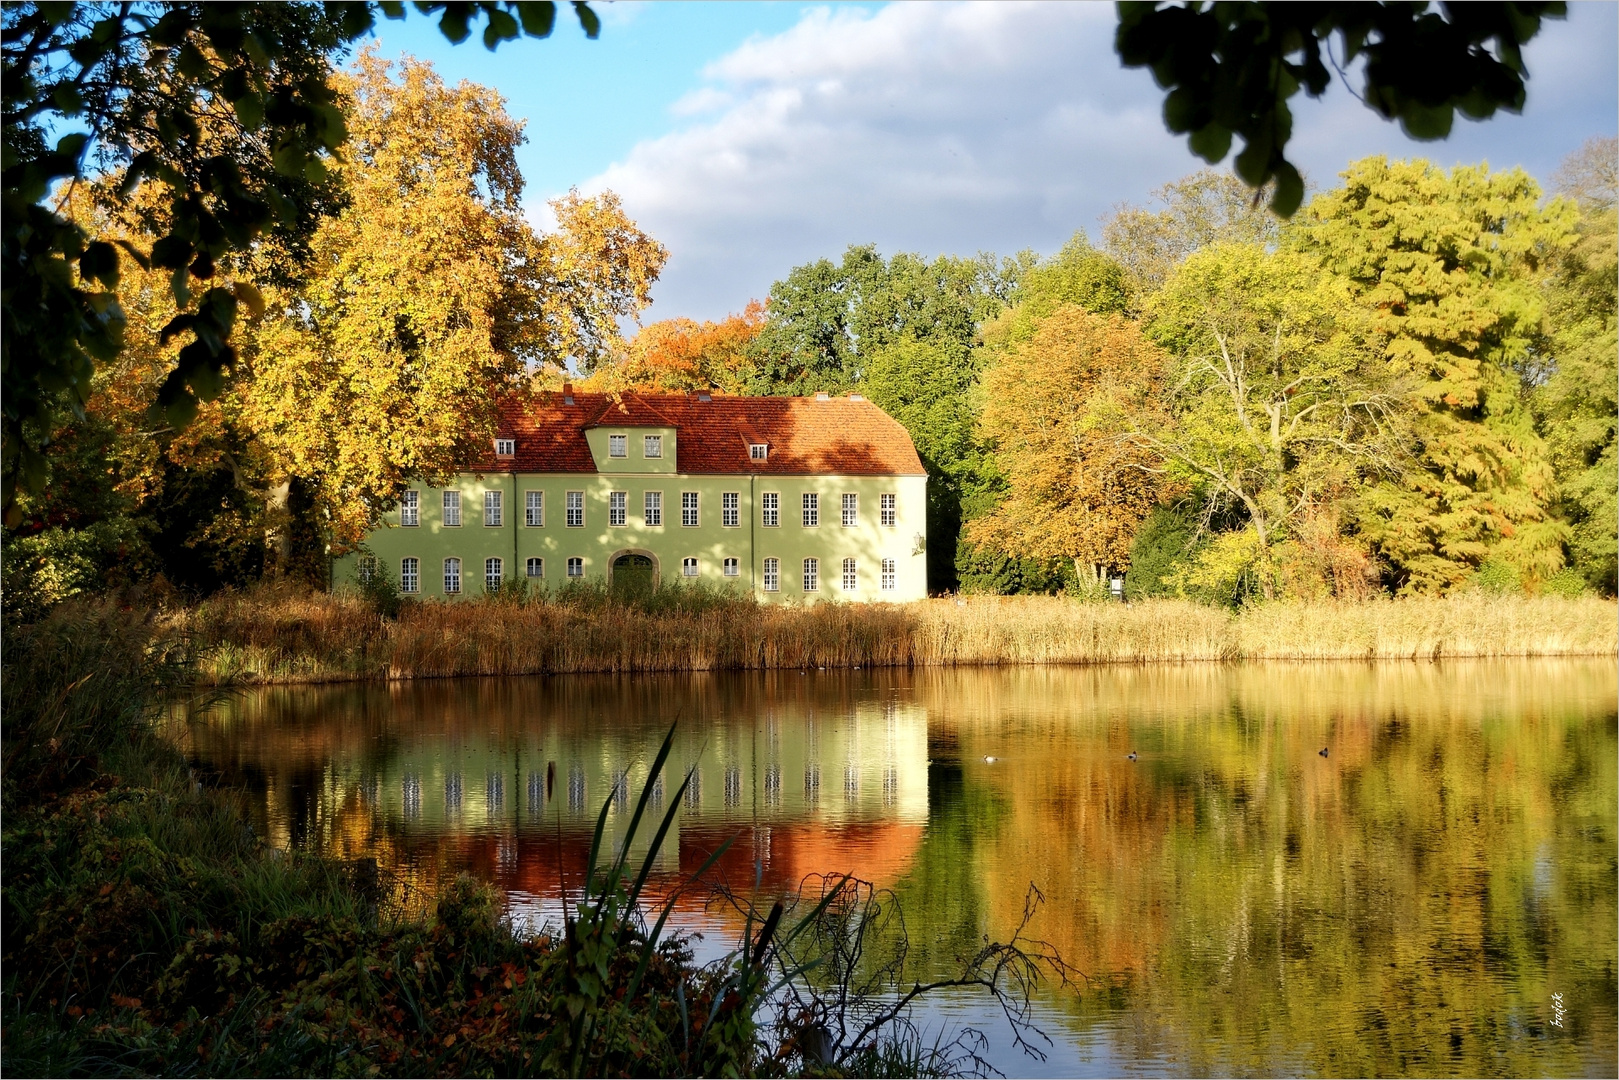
[971,306,1167,585]
[238,52,667,548]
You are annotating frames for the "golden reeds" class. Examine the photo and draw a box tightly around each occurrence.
[175,587,1617,684]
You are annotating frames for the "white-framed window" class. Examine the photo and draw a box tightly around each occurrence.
[644,434,663,458]
[723,557,739,578]
[444,557,462,594]
[526,557,544,578]
[609,491,627,527]
[567,556,584,578]
[749,443,768,461]
[682,491,698,527]
[485,557,503,591]
[801,492,819,528]
[842,558,857,590]
[880,493,896,527]
[802,557,818,591]
[442,489,462,527]
[682,557,699,578]
[566,491,584,528]
[761,492,779,527]
[644,491,662,526]
[526,490,543,527]
[400,557,420,593]
[881,558,896,590]
[722,492,739,527]
[495,438,514,457]
[609,434,627,458]
[485,490,503,527]
[358,555,377,583]
[401,490,420,527]
[763,557,780,592]
[842,493,857,527]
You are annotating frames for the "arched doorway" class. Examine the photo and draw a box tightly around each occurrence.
[609,550,658,601]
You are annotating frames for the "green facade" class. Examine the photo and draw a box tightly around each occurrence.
[340,436,929,603]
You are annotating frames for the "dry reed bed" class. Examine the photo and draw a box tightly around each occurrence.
[175,589,1617,684]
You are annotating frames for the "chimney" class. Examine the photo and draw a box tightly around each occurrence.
[815,391,830,401]
[562,381,575,405]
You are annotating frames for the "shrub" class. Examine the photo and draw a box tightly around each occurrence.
[1123,504,1204,601]
[1472,559,1523,594]
[1542,567,1589,598]
[954,539,1075,595]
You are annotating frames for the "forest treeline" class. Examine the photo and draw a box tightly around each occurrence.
[4,49,1613,617]
[603,145,1616,604]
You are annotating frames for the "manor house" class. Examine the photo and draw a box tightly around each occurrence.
[342,387,929,602]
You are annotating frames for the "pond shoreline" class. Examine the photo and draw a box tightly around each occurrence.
[176,590,1618,685]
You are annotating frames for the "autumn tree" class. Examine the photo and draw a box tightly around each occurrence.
[1141,244,1400,601]
[1102,170,1278,293]
[587,302,765,393]
[1536,137,1617,593]
[971,306,1167,587]
[1,1,602,521]
[240,53,665,550]
[1295,157,1574,593]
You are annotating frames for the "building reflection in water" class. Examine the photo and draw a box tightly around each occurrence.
[170,671,930,935]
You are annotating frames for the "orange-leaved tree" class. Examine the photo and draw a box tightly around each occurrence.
[970,305,1167,587]
[585,302,766,393]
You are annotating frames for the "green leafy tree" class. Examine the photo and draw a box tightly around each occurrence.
[1295,156,1575,593]
[747,246,1025,590]
[1141,243,1400,601]
[744,245,1020,396]
[1114,1,1568,214]
[1536,137,1617,594]
[2,0,599,524]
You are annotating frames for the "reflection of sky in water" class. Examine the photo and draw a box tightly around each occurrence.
[170,662,1618,1077]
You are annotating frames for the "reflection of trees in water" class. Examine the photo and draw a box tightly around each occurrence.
[486,772,504,816]
[172,661,1616,1076]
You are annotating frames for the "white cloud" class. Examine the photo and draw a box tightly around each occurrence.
[583,1,1618,321]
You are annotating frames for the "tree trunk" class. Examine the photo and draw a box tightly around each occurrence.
[265,481,291,580]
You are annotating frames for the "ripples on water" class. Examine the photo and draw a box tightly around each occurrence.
[170,660,1617,1077]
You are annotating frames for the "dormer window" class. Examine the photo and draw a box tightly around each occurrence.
[749,443,768,461]
[644,435,663,458]
[495,438,514,457]
[609,434,627,458]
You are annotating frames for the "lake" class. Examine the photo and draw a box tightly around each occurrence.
[170,660,1617,1077]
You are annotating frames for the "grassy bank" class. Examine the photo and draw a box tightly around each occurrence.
[177,586,1617,684]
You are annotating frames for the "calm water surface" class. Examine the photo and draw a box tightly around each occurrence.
[171,661,1618,1077]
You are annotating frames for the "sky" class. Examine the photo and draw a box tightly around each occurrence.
[368,1,1619,324]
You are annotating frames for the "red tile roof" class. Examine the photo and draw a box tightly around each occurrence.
[469,391,926,476]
